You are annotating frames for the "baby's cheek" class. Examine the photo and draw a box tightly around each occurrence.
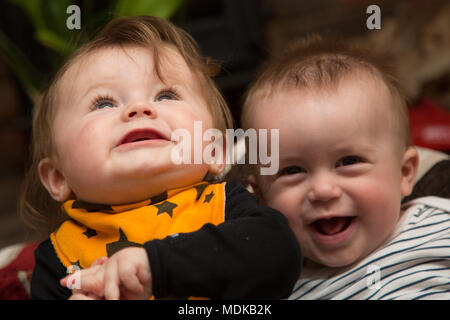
[350,178,401,238]
[57,126,106,184]
[263,189,288,213]
[266,193,303,228]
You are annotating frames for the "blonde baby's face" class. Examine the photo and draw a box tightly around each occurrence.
[40,46,221,205]
[250,73,417,267]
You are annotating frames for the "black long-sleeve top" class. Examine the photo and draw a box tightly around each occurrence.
[31,181,302,299]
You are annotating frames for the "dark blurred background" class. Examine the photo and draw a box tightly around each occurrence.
[0,0,449,249]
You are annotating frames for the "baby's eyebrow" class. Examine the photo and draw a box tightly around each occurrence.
[278,154,304,165]
[160,78,197,97]
[334,143,376,154]
[79,79,118,98]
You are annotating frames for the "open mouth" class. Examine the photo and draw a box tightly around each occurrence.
[312,216,354,236]
[119,129,168,146]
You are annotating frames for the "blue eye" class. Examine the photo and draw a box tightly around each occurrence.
[156,90,178,102]
[279,166,306,176]
[337,156,362,167]
[91,96,117,110]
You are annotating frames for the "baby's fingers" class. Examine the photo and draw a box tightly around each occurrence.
[136,264,152,298]
[60,258,107,293]
[92,256,108,266]
[119,266,145,299]
[104,259,120,300]
[77,272,105,297]
[60,270,83,290]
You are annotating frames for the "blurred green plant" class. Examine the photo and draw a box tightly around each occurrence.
[0,0,184,102]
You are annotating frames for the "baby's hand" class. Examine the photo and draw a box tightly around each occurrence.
[61,247,152,300]
[61,256,107,299]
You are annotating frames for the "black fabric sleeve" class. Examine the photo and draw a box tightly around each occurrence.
[30,239,72,300]
[145,181,302,299]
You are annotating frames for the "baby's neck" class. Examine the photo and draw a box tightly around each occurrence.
[73,180,209,207]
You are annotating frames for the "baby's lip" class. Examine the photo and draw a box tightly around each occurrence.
[309,215,357,247]
[311,216,354,236]
[310,214,349,223]
[118,128,169,146]
[306,213,356,227]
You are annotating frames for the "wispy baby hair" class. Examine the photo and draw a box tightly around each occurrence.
[242,35,410,147]
[19,15,233,237]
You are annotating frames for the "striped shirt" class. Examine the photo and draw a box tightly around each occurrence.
[289,196,450,300]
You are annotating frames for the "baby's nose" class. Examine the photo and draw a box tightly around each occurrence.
[307,174,342,203]
[128,109,151,118]
[123,101,156,120]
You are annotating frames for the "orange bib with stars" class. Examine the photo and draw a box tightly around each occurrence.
[50,182,225,270]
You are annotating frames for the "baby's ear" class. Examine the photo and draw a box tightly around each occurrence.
[248,174,265,205]
[206,132,228,176]
[38,157,72,202]
[207,155,226,178]
[400,147,419,197]
[207,161,225,177]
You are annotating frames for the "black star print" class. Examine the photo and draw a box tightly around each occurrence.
[149,191,168,205]
[155,201,178,218]
[72,201,113,212]
[203,191,215,203]
[106,228,142,257]
[82,228,97,238]
[194,183,208,201]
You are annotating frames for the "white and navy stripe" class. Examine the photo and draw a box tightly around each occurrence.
[289,197,450,300]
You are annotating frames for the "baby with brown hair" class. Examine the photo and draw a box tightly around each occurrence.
[242,36,450,299]
[23,15,301,300]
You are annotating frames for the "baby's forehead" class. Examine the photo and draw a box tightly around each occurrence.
[258,69,394,110]
[55,45,200,102]
[66,45,191,81]
[248,70,399,135]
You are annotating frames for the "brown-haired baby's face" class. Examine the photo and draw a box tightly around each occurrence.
[48,45,220,204]
[249,73,415,267]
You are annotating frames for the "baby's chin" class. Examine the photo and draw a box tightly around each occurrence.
[304,251,365,269]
